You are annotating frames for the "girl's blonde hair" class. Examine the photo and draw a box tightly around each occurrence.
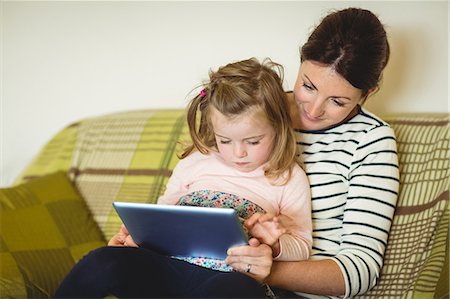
[181,57,300,185]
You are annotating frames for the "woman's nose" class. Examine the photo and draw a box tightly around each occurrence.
[308,100,325,118]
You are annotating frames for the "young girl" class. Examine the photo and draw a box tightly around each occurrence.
[55,57,312,298]
[156,57,312,271]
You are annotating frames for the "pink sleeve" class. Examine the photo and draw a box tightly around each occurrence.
[157,154,197,205]
[275,166,312,261]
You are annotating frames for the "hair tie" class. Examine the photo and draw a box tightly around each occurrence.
[199,89,207,97]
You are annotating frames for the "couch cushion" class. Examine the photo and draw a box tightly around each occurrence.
[0,171,106,298]
[68,110,189,240]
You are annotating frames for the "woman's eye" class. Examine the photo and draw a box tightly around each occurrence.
[219,140,231,144]
[332,98,345,107]
[303,83,314,91]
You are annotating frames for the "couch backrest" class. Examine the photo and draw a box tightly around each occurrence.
[361,114,449,298]
[15,110,449,298]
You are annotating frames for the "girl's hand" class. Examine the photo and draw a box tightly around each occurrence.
[244,213,286,255]
[225,238,273,283]
[108,224,138,247]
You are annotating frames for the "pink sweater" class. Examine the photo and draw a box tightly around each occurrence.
[158,151,312,261]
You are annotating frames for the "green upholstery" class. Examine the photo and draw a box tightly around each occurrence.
[0,171,106,298]
[15,110,190,240]
[361,114,449,298]
[3,109,449,298]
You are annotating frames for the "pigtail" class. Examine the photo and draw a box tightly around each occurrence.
[179,89,211,159]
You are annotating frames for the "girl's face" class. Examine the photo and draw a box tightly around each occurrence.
[294,60,364,131]
[210,107,275,173]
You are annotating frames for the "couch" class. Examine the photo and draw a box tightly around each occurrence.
[1,109,448,298]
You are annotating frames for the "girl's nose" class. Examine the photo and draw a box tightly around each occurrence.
[233,144,247,158]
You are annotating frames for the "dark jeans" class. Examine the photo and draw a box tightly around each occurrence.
[54,246,267,298]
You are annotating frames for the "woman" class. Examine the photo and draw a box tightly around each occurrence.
[55,7,399,299]
[226,7,399,298]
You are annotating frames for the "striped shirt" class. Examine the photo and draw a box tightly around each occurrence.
[295,107,399,298]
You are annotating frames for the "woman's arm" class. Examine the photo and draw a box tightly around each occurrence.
[254,212,345,295]
[226,242,346,295]
[268,259,345,295]
[266,125,399,297]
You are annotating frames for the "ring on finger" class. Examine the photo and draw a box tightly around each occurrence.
[246,263,252,273]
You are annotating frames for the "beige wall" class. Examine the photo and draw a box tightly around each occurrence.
[2,1,448,186]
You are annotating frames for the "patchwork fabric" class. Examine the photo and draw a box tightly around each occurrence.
[359,114,449,298]
[0,171,106,298]
[16,110,190,241]
[10,109,449,298]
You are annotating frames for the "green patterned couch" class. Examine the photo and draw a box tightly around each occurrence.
[1,109,449,298]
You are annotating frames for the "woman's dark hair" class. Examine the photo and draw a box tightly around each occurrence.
[301,7,390,98]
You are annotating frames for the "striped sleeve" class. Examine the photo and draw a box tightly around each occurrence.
[333,124,400,298]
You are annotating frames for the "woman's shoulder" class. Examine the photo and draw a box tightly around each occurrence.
[356,107,391,127]
[331,107,394,136]
[354,108,396,137]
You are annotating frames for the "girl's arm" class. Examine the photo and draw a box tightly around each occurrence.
[276,167,312,261]
[157,155,195,205]
[246,167,312,261]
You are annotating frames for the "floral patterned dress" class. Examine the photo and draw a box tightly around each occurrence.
[173,189,265,272]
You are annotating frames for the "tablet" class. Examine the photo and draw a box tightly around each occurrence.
[112,202,248,259]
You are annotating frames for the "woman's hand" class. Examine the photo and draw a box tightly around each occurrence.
[108,224,138,247]
[225,238,273,283]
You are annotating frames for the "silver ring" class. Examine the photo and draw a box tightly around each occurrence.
[246,264,252,273]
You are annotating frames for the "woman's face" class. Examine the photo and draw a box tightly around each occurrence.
[294,60,364,131]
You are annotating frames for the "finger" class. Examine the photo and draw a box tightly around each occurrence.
[121,224,129,235]
[248,237,261,247]
[257,213,275,223]
[227,243,255,257]
[108,234,124,246]
[244,213,262,228]
[227,241,271,258]
[125,235,138,247]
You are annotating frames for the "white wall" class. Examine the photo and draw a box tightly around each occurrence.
[1,1,448,187]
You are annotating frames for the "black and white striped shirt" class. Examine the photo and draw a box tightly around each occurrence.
[295,107,399,298]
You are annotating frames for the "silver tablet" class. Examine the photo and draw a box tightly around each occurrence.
[112,202,248,259]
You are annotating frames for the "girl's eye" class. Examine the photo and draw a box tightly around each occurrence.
[219,140,231,144]
[247,141,260,145]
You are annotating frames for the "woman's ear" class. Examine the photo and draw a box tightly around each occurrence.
[367,86,379,97]
[360,86,379,105]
